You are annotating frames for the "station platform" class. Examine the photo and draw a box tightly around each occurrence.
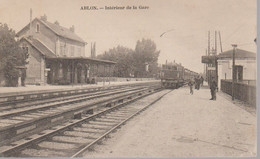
[0,80,159,96]
[82,85,257,158]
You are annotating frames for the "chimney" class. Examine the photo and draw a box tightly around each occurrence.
[29,8,32,36]
[91,42,96,58]
[54,20,59,25]
[70,25,75,32]
[40,14,47,21]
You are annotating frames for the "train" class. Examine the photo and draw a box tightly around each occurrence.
[160,62,199,89]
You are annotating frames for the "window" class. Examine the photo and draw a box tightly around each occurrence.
[78,47,81,56]
[65,46,69,57]
[70,46,74,56]
[60,43,65,56]
[36,23,40,33]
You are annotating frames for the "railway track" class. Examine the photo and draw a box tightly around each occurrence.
[0,83,160,145]
[0,86,170,157]
[0,82,158,110]
[0,86,148,118]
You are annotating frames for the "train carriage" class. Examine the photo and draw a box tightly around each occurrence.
[160,62,199,89]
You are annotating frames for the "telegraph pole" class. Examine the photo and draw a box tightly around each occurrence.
[219,31,223,52]
[214,31,218,88]
[215,31,217,53]
[205,49,207,77]
[208,31,210,55]
[231,44,237,100]
[207,31,210,83]
[30,8,32,36]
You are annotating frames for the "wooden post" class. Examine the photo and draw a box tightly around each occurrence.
[231,44,237,100]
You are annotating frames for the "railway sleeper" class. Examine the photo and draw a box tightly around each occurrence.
[85,109,94,115]
[73,113,82,120]
[81,124,110,130]
[38,141,78,150]
[63,131,100,139]
[72,127,105,134]
[100,116,124,120]
[105,103,112,107]
[88,121,116,126]
[0,86,161,156]
[51,135,93,144]
[95,118,119,123]
[118,99,124,103]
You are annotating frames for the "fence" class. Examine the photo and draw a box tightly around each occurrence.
[221,79,256,106]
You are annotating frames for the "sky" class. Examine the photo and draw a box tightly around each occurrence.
[0,0,257,73]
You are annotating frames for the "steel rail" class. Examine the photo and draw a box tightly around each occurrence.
[0,82,159,106]
[0,86,162,157]
[0,86,157,146]
[71,89,172,157]
[0,86,149,119]
[0,86,128,111]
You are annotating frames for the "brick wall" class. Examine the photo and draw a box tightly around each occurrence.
[25,44,44,84]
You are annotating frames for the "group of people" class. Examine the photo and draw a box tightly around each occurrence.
[188,76,204,94]
[188,76,217,100]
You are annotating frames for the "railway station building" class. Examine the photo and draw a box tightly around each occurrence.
[16,15,115,85]
[217,49,256,86]
[202,48,256,87]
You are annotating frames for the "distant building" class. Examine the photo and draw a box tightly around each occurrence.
[217,49,256,87]
[16,15,115,85]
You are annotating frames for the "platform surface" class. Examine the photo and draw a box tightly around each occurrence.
[0,80,159,96]
[83,86,256,158]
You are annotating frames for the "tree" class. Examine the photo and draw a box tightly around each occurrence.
[0,23,28,86]
[97,46,134,77]
[132,39,160,77]
[98,39,160,78]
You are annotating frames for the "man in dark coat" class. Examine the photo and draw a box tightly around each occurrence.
[200,76,204,86]
[195,76,200,90]
[210,78,217,100]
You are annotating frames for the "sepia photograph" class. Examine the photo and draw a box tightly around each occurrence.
[0,0,257,158]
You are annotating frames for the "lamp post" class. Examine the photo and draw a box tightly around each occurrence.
[231,44,237,100]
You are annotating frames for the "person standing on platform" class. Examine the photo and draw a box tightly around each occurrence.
[188,79,194,95]
[195,76,200,90]
[200,76,204,86]
[210,77,217,100]
[194,77,198,90]
[197,76,201,90]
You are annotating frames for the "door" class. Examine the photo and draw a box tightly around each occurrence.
[234,65,243,81]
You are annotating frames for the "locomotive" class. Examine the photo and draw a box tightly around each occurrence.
[160,62,199,89]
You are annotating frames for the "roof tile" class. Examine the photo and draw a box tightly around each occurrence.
[40,19,85,43]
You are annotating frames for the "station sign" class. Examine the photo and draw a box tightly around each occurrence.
[201,56,217,64]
